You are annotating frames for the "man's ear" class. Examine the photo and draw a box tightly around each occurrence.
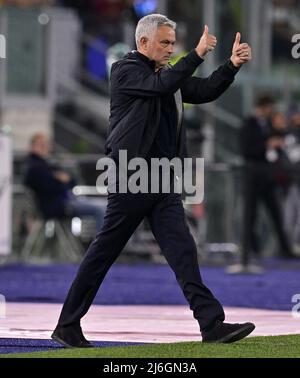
[140,37,148,48]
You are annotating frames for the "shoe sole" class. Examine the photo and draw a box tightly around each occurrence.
[51,333,94,349]
[51,333,75,348]
[203,323,255,344]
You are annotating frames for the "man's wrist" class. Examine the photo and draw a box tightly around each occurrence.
[195,48,206,60]
[227,58,241,72]
[190,49,204,64]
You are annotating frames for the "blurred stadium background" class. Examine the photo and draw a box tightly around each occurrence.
[0,0,300,357]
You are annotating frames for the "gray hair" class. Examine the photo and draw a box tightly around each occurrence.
[135,14,177,48]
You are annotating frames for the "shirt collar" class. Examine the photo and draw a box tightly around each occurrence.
[133,50,156,70]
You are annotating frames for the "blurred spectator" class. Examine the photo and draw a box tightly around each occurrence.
[278,109,300,164]
[282,110,300,251]
[267,111,292,189]
[290,111,300,140]
[241,95,295,258]
[24,133,105,231]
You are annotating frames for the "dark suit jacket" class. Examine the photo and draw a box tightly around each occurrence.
[24,153,75,219]
[240,116,290,185]
[105,50,239,162]
[241,116,272,163]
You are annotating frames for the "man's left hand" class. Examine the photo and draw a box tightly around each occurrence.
[230,32,252,67]
[54,171,71,184]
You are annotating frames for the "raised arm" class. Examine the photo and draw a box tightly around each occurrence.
[181,32,252,104]
[114,50,204,97]
[180,61,239,104]
[113,25,218,97]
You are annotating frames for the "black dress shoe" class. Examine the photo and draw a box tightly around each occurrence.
[51,324,94,348]
[202,322,255,344]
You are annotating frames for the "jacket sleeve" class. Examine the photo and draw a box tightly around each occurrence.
[180,60,240,104]
[25,166,69,196]
[115,50,204,97]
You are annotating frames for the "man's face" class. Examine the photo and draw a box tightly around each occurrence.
[140,26,176,68]
[257,104,274,118]
[32,136,52,158]
[263,105,274,118]
[272,113,287,131]
[291,113,300,129]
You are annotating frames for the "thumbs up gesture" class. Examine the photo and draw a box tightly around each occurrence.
[230,32,252,67]
[195,25,217,58]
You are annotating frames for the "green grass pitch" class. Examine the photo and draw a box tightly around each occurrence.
[1,335,300,358]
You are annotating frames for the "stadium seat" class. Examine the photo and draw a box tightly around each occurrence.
[20,189,84,263]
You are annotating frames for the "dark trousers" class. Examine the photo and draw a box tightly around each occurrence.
[57,189,224,332]
[243,167,292,258]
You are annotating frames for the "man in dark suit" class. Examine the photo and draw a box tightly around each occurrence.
[24,133,105,231]
[52,14,255,348]
[241,96,294,258]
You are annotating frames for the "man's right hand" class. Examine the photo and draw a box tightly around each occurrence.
[54,171,71,184]
[195,25,217,59]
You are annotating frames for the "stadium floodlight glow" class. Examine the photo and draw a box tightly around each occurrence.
[38,13,50,25]
[0,34,6,59]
